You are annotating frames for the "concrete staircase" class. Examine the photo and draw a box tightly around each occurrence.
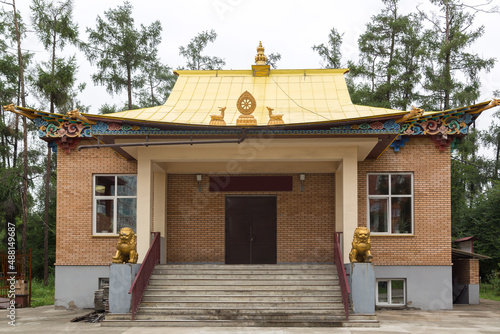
[102,264,378,327]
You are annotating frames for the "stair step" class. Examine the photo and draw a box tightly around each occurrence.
[107,264,377,328]
[151,274,338,280]
[141,295,342,302]
[154,269,337,275]
[149,279,337,286]
[146,285,340,291]
[155,264,336,270]
[136,307,346,315]
[134,314,347,321]
[102,319,379,328]
[139,301,344,308]
[105,312,377,322]
[144,289,339,296]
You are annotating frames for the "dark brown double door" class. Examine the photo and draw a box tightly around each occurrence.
[225,196,277,264]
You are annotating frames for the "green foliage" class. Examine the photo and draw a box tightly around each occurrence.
[468,184,500,275]
[99,103,121,114]
[31,274,55,307]
[312,27,343,69]
[135,60,176,108]
[347,0,424,110]
[84,1,163,110]
[98,102,140,114]
[0,8,29,105]
[419,0,495,110]
[30,0,80,113]
[480,283,500,302]
[0,5,36,255]
[30,0,78,50]
[481,109,500,181]
[33,57,78,110]
[179,30,225,70]
[266,52,281,69]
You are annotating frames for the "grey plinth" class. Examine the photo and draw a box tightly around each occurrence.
[350,262,375,314]
[109,263,141,313]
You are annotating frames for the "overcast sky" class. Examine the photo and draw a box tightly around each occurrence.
[11,0,500,134]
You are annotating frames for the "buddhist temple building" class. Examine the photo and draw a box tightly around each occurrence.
[6,42,498,319]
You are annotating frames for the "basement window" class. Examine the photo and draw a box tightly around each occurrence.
[376,279,406,306]
[367,173,413,234]
[93,174,137,235]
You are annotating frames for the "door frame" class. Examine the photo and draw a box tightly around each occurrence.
[225,195,277,264]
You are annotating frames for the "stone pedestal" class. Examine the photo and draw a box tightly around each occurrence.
[350,262,375,314]
[109,263,141,313]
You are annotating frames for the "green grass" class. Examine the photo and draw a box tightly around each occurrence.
[480,283,500,302]
[30,275,55,307]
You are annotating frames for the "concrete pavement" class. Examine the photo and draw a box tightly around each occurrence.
[1,299,499,333]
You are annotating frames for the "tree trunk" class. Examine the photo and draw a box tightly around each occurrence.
[13,0,28,267]
[13,0,25,108]
[0,108,5,168]
[386,5,397,104]
[127,65,132,110]
[150,78,154,106]
[495,135,500,181]
[50,29,57,114]
[44,144,52,285]
[21,116,28,268]
[444,1,451,110]
[12,114,18,168]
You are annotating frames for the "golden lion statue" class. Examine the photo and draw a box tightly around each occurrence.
[349,227,373,263]
[112,227,138,264]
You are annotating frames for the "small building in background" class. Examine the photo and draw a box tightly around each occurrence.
[452,236,490,305]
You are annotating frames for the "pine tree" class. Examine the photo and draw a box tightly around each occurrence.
[348,0,424,110]
[135,60,176,108]
[312,27,343,69]
[179,30,225,70]
[31,0,81,285]
[84,1,162,110]
[419,0,496,110]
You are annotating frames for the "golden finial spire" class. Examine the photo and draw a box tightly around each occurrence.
[255,41,267,65]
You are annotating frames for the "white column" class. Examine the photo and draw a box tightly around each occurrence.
[136,153,153,263]
[338,149,358,263]
[335,163,344,258]
[153,171,167,264]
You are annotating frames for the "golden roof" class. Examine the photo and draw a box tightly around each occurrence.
[107,68,408,126]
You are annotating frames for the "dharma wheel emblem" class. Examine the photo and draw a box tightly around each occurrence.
[236,91,257,126]
[237,91,256,115]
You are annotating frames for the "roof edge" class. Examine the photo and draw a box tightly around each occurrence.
[173,68,350,76]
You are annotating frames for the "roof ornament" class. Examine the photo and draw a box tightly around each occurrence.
[67,108,96,125]
[252,41,270,77]
[255,41,267,65]
[267,107,284,125]
[2,103,15,112]
[470,98,500,115]
[236,91,257,126]
[209,107,226,125]
[2,103,36,119]
[395,106,424,124]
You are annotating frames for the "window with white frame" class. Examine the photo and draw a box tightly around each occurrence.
[93,175,137,235]
[367,173,413,234]
[376,279,406,306]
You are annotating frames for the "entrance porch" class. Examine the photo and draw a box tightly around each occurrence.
[129,137,378,264]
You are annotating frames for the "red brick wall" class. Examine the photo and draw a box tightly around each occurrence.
[55,140,137,265]
[358,137,452,266]
[167,174,335,263]
[55,136,451,267]
[453,259,480,284]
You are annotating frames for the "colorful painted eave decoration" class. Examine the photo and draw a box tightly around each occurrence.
[10,100,493,142]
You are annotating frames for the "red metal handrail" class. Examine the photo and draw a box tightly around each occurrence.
[129,232,161,320]
[334,232,350,321]
[0,249,32,307]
